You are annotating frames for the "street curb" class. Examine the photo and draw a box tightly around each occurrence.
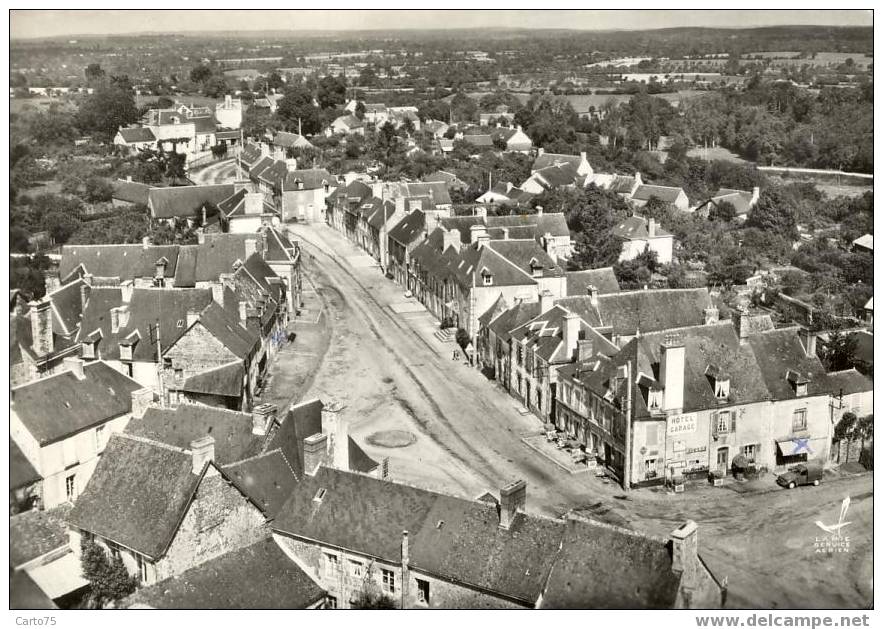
[520,437,591,475]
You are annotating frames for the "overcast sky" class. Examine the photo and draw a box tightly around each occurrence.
[10,9,873,40]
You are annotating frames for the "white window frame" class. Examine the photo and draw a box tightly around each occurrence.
[715,378,730,399]
[95,424,106,452]
[65,474,76,501]
[349,559,363,578]
[381,568,396,594]
[792,408,808,432]
[742,443,759,463]
[324,553,338,577]
[416,578,430,605]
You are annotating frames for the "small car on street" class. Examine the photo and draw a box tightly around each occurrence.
[776,461,823,489]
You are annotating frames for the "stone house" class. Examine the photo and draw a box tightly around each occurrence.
[271,469,723,608]
[147,184,236,228]
[519,163,583,195]
[387,209,428,289]
[113,127,157,153]
[612,215,675,265]
[67,433,269,587]
[630,184,690,212]
[217,188,280,234]
[532,149,593,178]
[10,359,149,510]
[327,115,366,136]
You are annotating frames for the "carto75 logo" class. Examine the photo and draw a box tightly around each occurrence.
[815,496,851,535]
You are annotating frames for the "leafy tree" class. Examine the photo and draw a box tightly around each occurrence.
[708,199,737,222]
[68,207,150,244]
[29,110,80,145]
[821,330,858,372]
[11,255,52,298]
[317,75,347,109]
[189,64,213,84]
[80,537,138,609]
[202,76,229,99]
[354,100,366,120]
[84,177,114,203]
[76,83,139,141]
[641,195,674,224]
[85,63,105,83]
[745,188,798,241]
[44,211,81,245]
[450,92,477,124]
[266,71,285,92]
[10,227,32,254]
[358,66,378,87]
[276,85,321,135]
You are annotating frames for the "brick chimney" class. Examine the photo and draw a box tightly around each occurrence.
[539,289,554,313]
[647,218,657,238]
[190,436,215,475]
[470,224,489,248]
[245,192,264,216]
[798,328,817,358]
[499,479,526,530]
[29,299,53,357]
[704,306,719,325]
[252,403,278,436]
[63,356,85,380]
[563,312,581,362]
[303,432,329,476]
[121,279,134,304]
[130,388,155,419]
[660,333,685,413]
[80,276,92,311]
[732,306,750,344]
[154,257,167,281]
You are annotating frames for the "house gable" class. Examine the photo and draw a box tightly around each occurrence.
[164,321,241,372]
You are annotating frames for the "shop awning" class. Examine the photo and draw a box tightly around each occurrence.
[776,437,814,456]
[26,552,88,600]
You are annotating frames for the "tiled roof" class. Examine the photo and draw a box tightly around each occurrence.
[123,538,324,609]
[67,434,202,559]
[10,439,41,490]
[111,179,151,205]
[10,504,72,567]
[11,361,142,445]
[632,184,685,204]
[117,127,156,143]
[271,131,314,149]
[181,361,246,397]
[510,305,619,363]
[565,268,621,296]
[76,287,214,362]
[364,199,397,230]
[191,115,218,135]
[127,403,265,465]
[224,450,299,518]
[422,170,464,187]
[148,185,236,219]
[611,215,673,240]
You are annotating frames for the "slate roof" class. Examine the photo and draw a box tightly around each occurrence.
[570,288,712,337]
[267,399,324,477]
[148,185,236,219]
[540,518,680,609]
[530,163,581,190]
[462,134,494,147]
[611,215,673,240]
[565,268,621,296]
[487,239,564,279]
[11,439,41,490]
[186,300,259,361]
[509,305,619,363]
[399,182,452,206]
[118,127,156,143]
[273,468,696,607]
[348,436,380,474]
[123,538,324,609]
[127,404,265,466]
[67,434,201,559]
[608,175,638,194]
[76,287,214,362]
[746,327,836,400]
[439,213,570,242]
[180,361,246,397]
[47,278,87,337]
[333,114,364,129]
[111,179,151,205]
[532,152,584,172]
[632,184,686,204]
[59,244,181,281]
[852,234,873,251]
[9,504,72,567]
[271,131,314,149]
[388,209,426,246]
[283,168,335,191]
[488,300,541,343]
[10,571,57,610]
[699,189,755,217]
[422,170,465,188]
[825,369,873,397]
[224,449,299,518]
[11,361,142,446]
[479,293,509,327]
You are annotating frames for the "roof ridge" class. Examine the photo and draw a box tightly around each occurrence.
[564,512,667,544]
[116,431,189,454]
[639,319,732,337]
[225,447,285,468]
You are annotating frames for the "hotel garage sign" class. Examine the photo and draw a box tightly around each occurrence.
[667,412,697,436]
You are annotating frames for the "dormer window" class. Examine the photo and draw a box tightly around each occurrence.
[786,370,810,397]
[705,364,731,402]
[648,388,663,410]
[82,329,102,360]
[481,268,493,286]
[714,379,730,400]
[529,258,542,278]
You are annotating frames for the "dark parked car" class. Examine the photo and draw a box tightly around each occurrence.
[776,461,823,489]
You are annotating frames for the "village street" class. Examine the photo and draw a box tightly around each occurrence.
[267,221,872,610]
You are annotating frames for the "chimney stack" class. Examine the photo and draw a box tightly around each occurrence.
[577,339,594,362]
[751,186,760,206]
[563,312,581,361]
[130,388,155,419]
[499,479,526,530]
[210,282,225,309]
[470,224,489,248]
[190,436,216,475]
[43,273,61,296]
[63,356,86,380]
[798,328,817,358]
[671,520,699,583]
[395,195,406,215]
[442,228,461,253]
[501,227,509,240]
[704,306,719,325]
[185,310,200,328]
[303,432,329,476]
[536,206,544,217]
[238,301,248,326]
[539,289,554,314]
[245,238,258,259]
[732,306,750,344]
[120,279,134,304]
[29,299,54,357]
[401,530,411,607]
[660,333,685,412]
[251,403,278,436]
[154,257,167,281]
[586,284,599,307]
[80,277,92,312]
[537,147,545,156]
[244,192,264,215]
[110,307,121,333]
[648,218,657,238]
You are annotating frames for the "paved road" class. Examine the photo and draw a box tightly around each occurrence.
[285,222,873,609]
[189,158,239,185]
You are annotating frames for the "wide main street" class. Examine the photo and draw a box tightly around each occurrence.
[278,220,872,610]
